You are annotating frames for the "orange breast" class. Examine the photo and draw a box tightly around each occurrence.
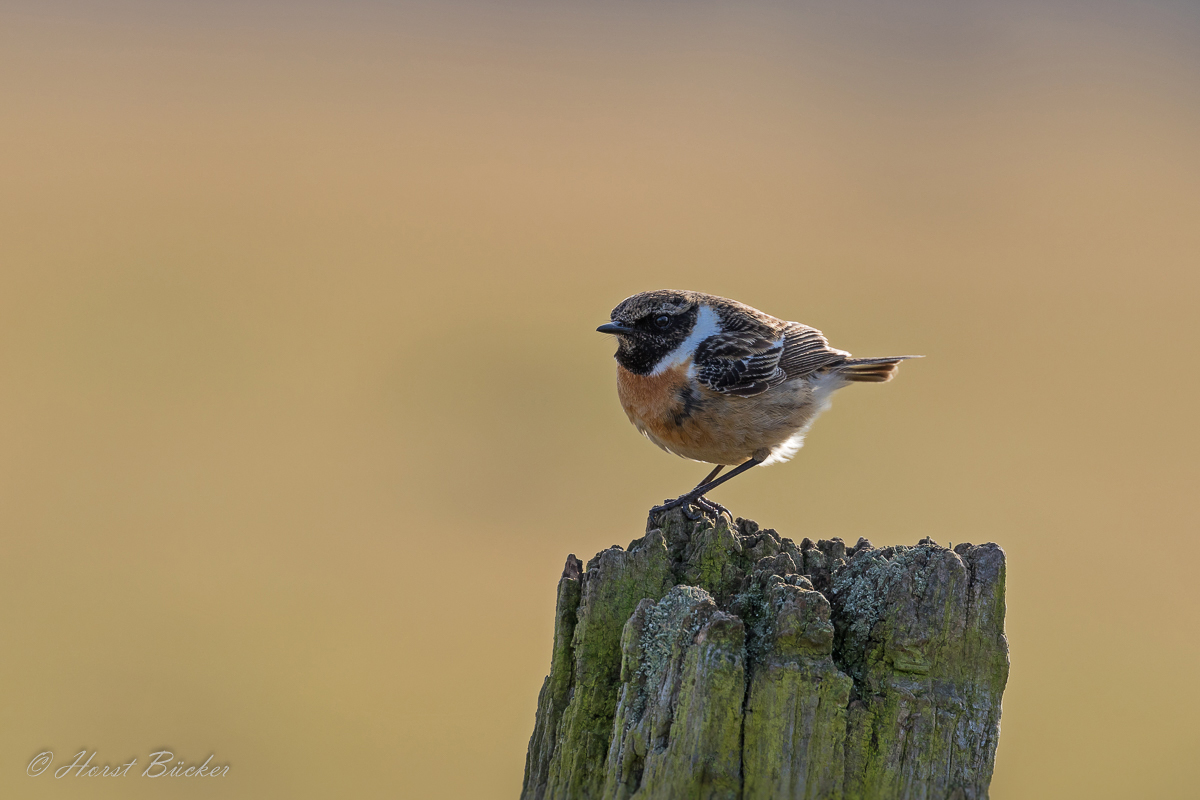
[616,363,727,463]
[615,363,811,465]
[616,363,690,425]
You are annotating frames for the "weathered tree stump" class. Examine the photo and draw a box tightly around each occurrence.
[522,509,1008,800]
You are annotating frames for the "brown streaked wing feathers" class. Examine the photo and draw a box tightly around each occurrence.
[694,331,788,397]
[777,322,850,380]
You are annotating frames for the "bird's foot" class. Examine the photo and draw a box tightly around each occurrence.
[648,492,731,524]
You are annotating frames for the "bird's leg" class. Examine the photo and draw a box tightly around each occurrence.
[650,464,728,521]
[688,456,762,501]
[697,464,725,488]
[650,457,764,522]
[682,465,728,520]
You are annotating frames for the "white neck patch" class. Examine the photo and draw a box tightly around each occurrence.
[650,304,721,375]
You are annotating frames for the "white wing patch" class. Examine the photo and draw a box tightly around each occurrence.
[650,304,722,376]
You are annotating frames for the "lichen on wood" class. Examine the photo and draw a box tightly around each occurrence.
[521,510,1009,800]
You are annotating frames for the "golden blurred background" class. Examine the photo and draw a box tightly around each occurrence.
[2,1,1198,797]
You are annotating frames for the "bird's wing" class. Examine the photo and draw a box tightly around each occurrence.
[694,331,788,397]
[776,322,851,380]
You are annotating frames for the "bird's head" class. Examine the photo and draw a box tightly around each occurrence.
[598,290,711,375]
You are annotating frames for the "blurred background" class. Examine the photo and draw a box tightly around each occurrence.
[2,1,1198,797]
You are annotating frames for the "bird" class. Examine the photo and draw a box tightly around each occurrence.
[597,289,920,520]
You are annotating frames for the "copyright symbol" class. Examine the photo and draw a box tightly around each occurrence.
[27,751,53,777]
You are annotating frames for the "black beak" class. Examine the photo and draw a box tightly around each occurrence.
[596,322,634,335]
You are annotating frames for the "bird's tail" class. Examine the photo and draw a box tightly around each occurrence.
[835,355,922,383]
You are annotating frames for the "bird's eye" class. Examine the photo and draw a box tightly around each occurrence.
[654,315,671,329]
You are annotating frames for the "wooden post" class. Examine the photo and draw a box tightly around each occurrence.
[522,509,1008,800]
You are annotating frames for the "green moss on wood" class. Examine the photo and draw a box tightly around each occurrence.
[540,531,674,800]
[832,541,1009,800]
[522,513,1009,800]
[603,586,745,800]
[523,558,584,800]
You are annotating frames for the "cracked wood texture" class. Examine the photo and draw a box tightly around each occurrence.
[522,509,1008,800]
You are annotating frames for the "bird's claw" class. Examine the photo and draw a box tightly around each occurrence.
[648,493,732,524]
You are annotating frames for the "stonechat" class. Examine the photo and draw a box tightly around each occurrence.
[597,289,919,519]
